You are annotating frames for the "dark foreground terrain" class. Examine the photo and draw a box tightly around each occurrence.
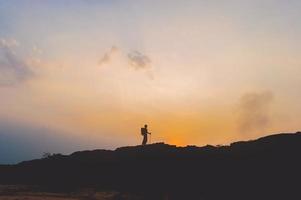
[1,132,301,200]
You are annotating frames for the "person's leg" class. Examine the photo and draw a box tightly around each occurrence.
[142,135,147,145]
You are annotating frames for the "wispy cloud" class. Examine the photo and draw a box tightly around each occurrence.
[0,38,34,86]
[237,91,274,135]
[98,46,119,66]
[127,51,151,70]
[98,46,153,79]
[0,38,19,48]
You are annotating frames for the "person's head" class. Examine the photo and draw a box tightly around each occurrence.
[144,124,148,128]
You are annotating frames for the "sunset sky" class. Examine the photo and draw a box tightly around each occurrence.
[1,0,301,163]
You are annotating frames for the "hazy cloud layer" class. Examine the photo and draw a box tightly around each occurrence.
[0,121,81,164]
[0,38,33,86]
[237,91,274,134]
[127,51,151,70]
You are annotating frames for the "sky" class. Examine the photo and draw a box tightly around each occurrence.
[0,0,301,163]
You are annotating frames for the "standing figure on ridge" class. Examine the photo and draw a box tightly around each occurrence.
[141,124,151,145]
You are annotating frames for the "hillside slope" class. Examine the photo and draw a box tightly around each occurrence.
[1,132,301,199]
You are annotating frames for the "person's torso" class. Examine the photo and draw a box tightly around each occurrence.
[141,128,147,135]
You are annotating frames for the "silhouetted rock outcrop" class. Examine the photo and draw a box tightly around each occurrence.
[1,132,301,200]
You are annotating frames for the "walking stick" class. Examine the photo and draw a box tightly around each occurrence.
[149,133,152,144]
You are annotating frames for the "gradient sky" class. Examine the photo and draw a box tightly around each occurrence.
[0,0,301,163]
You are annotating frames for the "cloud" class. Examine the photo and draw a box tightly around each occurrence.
[99,47,152,70]
[127,50,151,70]
[237,91,274,135]
[0,38,33,86]
[0,38,19,48]
[32,45,43,55]
[98,46,119,66]
[98,46,153,79]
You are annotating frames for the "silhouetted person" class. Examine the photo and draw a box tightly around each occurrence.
[141,124,151,145]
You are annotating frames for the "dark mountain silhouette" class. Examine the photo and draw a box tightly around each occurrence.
[1,132,301,200]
